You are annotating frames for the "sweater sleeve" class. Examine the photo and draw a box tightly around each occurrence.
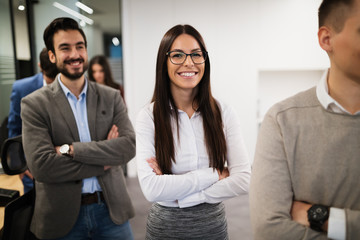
[344,209,360,240]
[249,110,328,240]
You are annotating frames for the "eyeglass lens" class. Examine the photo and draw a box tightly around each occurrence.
[168,51,206,64]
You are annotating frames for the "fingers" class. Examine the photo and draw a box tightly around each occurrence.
[55,146,61,155]
[107,124,119,140]
[146,157,163,175]
[217,167,229,180]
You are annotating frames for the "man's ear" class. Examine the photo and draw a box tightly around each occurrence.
[48,50,56,64]
[318,26,332,52]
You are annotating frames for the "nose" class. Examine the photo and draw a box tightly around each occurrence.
[69,46,80,59]
[183,54,194,66]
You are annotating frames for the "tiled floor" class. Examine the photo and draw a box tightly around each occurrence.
[126,177,253,240]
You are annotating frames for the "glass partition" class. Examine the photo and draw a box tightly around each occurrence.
[0,0,16,122]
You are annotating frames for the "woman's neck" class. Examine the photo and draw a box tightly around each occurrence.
[171,86,198,118]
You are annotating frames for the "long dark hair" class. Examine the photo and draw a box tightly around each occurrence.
[88,55,120,89]
[152,24,227,174]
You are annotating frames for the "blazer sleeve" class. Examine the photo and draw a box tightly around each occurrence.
[8,82,22,138]
[21,94,104,184]
[71,91,136,166]
[249,110,328,240]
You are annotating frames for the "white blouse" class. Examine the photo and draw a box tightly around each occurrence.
[136,101,251,208]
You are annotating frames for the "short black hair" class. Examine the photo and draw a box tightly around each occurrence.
[43,17,87,54]
[318,0,355,31]
[39,48,58,79]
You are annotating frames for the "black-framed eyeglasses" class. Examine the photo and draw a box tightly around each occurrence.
[166,50,208,65]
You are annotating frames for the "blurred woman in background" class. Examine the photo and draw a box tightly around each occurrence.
[88,55,125,101]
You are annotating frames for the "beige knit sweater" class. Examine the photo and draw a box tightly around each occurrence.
[250,87,360,240]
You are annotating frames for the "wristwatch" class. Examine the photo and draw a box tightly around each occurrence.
[307,204,329,232]
[59,144,71,155]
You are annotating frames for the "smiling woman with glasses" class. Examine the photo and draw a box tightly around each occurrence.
[135,24,251,240]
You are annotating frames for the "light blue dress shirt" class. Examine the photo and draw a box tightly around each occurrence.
[58,76,102,193]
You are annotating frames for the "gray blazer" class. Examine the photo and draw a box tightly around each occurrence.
[21,79,135,239]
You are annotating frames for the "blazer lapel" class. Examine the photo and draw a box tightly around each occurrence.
[87,81,98,140]
[51,80,80,141]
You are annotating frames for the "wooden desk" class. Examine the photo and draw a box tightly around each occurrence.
[0,174,23,228]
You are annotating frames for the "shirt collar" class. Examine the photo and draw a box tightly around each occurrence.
[316,69,360,115]
[57,74,88,99]
[168,102,200,117]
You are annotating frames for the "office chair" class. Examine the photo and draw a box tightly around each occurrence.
[0,136,37,240]
[0,117,8,151]
[1,136,27,175]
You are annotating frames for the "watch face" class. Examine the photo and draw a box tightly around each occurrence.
[309,205,328,221]
[60,144,69,154]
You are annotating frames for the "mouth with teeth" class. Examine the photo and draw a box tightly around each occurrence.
[65,58,84,67]
[178,71,197,78]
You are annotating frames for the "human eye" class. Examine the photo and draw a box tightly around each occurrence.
[171,52,184,59]
[77,44,85,50]
[191,51,203,58]
[59,47,70,51]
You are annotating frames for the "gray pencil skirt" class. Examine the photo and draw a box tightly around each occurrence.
[145,202,228,240]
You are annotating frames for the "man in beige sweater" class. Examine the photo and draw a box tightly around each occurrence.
[250,0,360,239]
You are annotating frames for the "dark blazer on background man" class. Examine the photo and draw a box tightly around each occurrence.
[8,73,43,138]
[21,79,136,239]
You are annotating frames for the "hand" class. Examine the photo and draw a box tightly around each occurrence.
[19,169,33,180]
[24,170,34,180]
[107,124,119,140]
[104,166,111,171]
[217,167,229,180]
[147,157,163,175]
[291,201,311,227]
[55,146,61,155]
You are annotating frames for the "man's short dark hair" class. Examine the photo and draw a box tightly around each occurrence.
[318,0,355,31]
[43,17,87,54]
[39,48,59,79]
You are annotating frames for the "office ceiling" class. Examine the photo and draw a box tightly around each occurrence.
[82,0,121,34]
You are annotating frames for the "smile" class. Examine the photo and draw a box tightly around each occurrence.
[70,62,80,66]
[179,72,196,77]
[65,58,84,66]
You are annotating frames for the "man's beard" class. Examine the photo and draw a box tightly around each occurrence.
[57,58,88,80]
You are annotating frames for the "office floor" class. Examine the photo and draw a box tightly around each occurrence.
[126,177,253,240]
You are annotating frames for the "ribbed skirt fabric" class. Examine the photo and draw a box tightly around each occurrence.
[145,202,228,240]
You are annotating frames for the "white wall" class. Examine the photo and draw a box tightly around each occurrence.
[122,0,330,177]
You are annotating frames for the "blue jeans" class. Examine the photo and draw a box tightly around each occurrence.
[53,201,134,240]
[22,175,34,193]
